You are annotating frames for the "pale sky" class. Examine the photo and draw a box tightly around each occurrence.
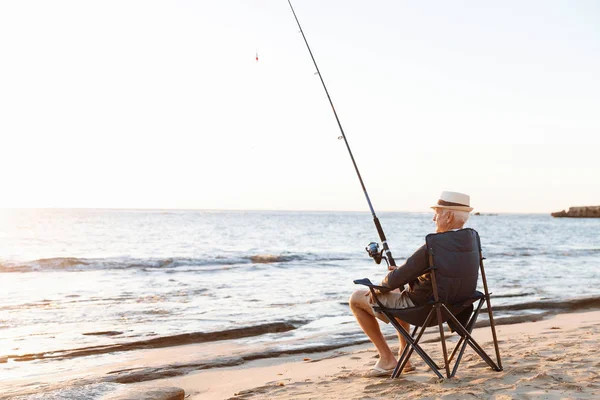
[1,0,598,213]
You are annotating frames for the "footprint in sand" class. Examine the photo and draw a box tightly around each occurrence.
[265,378,291,385]
[466,361,491,369]
[511,365,539,374]
[558,341,578,348]
[517,372,562,384]
[231,385,272,399]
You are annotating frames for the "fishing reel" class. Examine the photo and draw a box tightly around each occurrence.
[365,242,388,266]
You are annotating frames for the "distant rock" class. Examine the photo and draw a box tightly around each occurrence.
[551,206,600,218]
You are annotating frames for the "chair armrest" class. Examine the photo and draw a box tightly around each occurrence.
[353,278,392,293]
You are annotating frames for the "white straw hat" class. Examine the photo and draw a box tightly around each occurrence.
[431,191,473,212]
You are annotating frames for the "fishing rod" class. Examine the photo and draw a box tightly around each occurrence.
[287,0,396,268]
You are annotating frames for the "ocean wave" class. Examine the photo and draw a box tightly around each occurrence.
[249,254,303,264]
[486,248,600,258]
[0,253,350,273]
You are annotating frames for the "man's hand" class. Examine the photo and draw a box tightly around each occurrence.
[387,264,396,272]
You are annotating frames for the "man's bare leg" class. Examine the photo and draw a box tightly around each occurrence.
[349,290,396,370]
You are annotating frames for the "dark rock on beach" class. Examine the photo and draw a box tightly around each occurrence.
[488,296,600,313]
[83,331,124,336]
[100,386,184,400]
[552,206,600,218]
[105,357,245,384]
[9,322,297,362]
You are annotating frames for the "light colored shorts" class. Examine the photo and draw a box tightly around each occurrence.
[371,289,415,324]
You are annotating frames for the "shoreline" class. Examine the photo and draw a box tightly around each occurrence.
[5,307,600,399]
[4,295,600,366]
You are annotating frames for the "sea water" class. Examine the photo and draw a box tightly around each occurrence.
[1,209,599,394]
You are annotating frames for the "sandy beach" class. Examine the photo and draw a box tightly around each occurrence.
[146,309,600,399]
[8,309,599,399]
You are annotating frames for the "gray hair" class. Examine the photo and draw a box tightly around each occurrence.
[441,209,470,226]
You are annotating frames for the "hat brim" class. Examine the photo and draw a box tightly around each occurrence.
[431,205,474,212]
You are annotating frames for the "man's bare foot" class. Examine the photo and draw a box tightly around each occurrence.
[373,358,397,371]
[395,355,414,372]
[403,363,416,372]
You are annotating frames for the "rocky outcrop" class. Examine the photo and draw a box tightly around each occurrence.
[551,206,600,218]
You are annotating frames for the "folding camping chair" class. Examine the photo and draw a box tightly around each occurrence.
[354,228,503,379]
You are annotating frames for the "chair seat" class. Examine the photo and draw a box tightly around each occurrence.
[373,291,484,327]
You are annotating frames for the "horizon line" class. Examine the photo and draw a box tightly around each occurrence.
[0,206,553,215]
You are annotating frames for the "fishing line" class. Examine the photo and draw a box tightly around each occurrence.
[286,0,396,267]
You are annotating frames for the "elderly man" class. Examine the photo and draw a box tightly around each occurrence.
[349,191,474,377]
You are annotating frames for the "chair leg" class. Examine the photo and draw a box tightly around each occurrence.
[485,296,504,371]
[480,255,503,371]
[450,300,485,377]
[404,323,442,371]
[450,334,470,378]
[448,299,483,362]
[449,299,484,363]
[392,324,419,378]
[394,321,443,377]
[390,311,440,378]
[443,307,501,372]
[387,310,444,379]
[436,304,451,378]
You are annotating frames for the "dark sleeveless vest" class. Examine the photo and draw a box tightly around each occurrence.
[381,228,480,306]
